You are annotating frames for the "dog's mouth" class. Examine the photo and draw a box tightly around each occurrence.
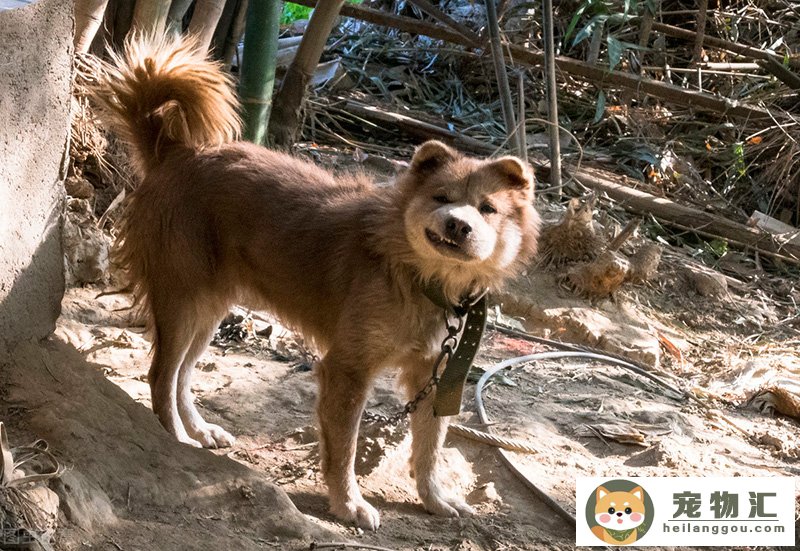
[425,228,475,260]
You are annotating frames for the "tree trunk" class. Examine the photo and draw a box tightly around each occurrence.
[268,0,346,148]
[220,0,248,66]
[188,0,227,52]
[238,0,282,145]
[166,0,193,35]
[131,0,170,35]
[110,0,136,51]
[74,0,111,53]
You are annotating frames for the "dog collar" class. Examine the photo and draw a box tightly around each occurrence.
[418,280,489,417]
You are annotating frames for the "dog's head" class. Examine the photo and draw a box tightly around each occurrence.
[398,141,540,295]
[594,486,646,531]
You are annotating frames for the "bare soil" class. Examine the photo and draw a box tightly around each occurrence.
[47,273,800,550]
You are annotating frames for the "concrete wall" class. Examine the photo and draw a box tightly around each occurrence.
[0,0,72,351]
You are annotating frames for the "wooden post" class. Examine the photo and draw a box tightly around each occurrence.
[484,0,522,157]
[542,0,562,195]
[268,0,347,147]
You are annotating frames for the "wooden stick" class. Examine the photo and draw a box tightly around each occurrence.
[407,0,481,43]
[330,98,496,155]
[291,0,774,122]
[506,44,772,121]
[289,0,470,47]
[650,21,799,69]
[758,57,800,90]
[607,218,641,252]
[693,0,708,63]
[485,0,522,157]
[541,0,561,194]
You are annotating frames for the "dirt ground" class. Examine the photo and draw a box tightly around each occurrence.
[50,257,800,551]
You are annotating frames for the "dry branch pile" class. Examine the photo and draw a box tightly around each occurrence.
[286,1,800,247]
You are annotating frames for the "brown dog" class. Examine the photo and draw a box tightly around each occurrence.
[93,36,540,529]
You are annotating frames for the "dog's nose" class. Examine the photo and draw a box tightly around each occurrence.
[445,217,472,240]
[616,512,623,517]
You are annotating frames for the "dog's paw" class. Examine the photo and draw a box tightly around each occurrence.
[421,490,474,518]
[189,423,235,449]
[331,498,381,531]
[176,434,203,448]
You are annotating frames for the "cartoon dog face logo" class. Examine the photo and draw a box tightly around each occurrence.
[595,486,646,531]
[587,480,653,545]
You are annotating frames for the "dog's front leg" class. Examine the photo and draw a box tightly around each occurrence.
[402,363,474,518]
[316,352,380,530]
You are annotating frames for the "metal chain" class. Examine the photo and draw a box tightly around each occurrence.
[362,309,467,426]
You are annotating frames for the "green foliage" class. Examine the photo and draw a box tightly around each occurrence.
[564,0,653,71]
[281,1,363,25]
[732,142,746,178]
[281,3,312,25]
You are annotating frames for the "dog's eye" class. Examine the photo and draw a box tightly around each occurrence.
[608,507,615,514]
[479,203,497,215]
[433,195,452,204]
[625,507,632,514]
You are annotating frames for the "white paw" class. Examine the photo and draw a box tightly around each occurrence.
[331,498,381,531]
[189,423,235,449]
[421,488,474,518]
[176,433,203,448]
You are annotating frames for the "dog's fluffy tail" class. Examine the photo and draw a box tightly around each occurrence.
[93,34,240,176]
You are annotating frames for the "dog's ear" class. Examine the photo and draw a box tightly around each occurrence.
[597,486,609,500]
[410,140,457,173]
[631,487,643,501]
[487,157,534,191]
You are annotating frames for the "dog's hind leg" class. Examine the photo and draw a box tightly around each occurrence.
[176,316,236,448]
[400,360,474,518]
[316,349,381,530]
[148,300,202,447]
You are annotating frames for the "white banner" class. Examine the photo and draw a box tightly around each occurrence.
[576,477,796,546]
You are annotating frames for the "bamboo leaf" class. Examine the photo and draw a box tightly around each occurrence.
[607,35,624,71]
[594,89,606,123]
[573,14,608,46]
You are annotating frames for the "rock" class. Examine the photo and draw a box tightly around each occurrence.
[569,250,631,298]
[50,470,116,531]
[468,482,502,505]
[64,176,95,199]
[62,198,110,285]
[686,268,728,297]
[628,243,662,283]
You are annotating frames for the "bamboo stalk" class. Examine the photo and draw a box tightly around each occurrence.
[542,0,561,194]
[111,0,136,51]
[166,0,193,34]
[131,0,170,35]
[221,0,248,66]
[268,0,347,147]
[484,0,521,156]
[238,0,282,144]
[74,0,111,53]
[188,0,227,52]
[693,0,709,63]
[211,0,242,61]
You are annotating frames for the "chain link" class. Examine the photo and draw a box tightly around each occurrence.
[362,308,468,426]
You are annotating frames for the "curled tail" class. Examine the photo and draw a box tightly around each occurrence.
[93,34,241,177]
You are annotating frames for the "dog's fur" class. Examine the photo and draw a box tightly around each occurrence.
[93,36,540,530]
